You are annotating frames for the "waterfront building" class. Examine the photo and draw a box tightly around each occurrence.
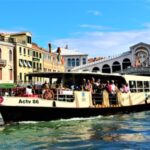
[0,32,65,84]
[0,34,14,84]
[55,45,88,72]
[72,42,150,75]
[11,32,33,84]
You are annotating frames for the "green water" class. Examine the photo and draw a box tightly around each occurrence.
[0,111,150,150]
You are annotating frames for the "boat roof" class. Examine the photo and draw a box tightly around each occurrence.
[26,71,123,78]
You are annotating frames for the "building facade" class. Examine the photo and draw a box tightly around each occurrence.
[72,42,150,74]
[56,46,88,72]
[0,32,65,84]
[0,39,14,84]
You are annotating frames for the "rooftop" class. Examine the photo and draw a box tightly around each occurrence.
[53,47,88,56]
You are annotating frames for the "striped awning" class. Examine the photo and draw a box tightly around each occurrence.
[19,60,23,66]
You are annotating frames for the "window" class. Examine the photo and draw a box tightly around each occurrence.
[27,36,32,44]
[19,72,22,81]
[28,49,30,56]
[144,81,149,92]
[9,69,13,80]
[9,50,12,61]
[24,73,26,83]
[40,63,42,69]
[72,58,75,67]
[67,59,71,67]
[33,62,35,68]
[137,81,143,92]
[24,48,26,55]
[19,47,22,54]
[37,63,39,69]
[129,81,136,92]
[33,51,35,57]
[39,53,41,58]
[36,52,38,57]
[83,58,86,64]
[0,48,1,59]
[76,58,80,66]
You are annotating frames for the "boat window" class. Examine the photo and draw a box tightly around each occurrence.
[137,81,143,92]
[129,81,136,92]
[144,81,150,92]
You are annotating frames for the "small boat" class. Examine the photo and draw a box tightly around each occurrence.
[0,72,150,124]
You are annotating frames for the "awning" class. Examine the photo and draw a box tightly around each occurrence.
[19,60,23,66]
[23,60,28,67]
[27,61,32,68]
[0,83,16,89]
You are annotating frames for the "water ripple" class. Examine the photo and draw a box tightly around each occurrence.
[0,111,150,149]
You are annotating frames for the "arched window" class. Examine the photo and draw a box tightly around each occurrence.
[102,64,111,73]
[112,61,121,72]
[83,58,86,65]
[122,58,131,69]
[76,58,80,66]
[67,58,71,67]
[9,50,12,61]
[92,67,100,72]
[0,48,1,59]
[72,58,75,67]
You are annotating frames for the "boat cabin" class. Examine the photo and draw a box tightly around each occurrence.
[25,72,129,106]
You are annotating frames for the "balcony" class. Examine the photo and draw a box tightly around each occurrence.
[33,68,42,72]
[0,59,6,67]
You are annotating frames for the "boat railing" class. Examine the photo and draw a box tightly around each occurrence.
[55,89,74,102]
[109,94,118,105]
[92,93,103,105]
[92,90,120,107]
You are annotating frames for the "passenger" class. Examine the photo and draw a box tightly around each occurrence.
[85,79,93,93]
[122,83,130,93]
[105,80,112,93]
[95,79,101,93]
[43,89,54,100]
[42,81,49,95]
[110,80,116,94]
[82,78,87,91]
[42,81,49,89]
[26,85,33,95]
[91,77,96,92]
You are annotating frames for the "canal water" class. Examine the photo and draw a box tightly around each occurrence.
[0,111,150,150]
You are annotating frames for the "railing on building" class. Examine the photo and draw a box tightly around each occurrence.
[120,67,150,75]
[72,51,131,71]
[33,68,42,72]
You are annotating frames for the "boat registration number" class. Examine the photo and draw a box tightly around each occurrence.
[19,99,39,104]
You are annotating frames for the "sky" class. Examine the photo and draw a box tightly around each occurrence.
[1,0,150,57]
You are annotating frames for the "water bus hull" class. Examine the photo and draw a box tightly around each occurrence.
[0,103,150,124]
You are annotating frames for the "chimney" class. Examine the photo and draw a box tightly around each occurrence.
[65,44,68,49]
[48,43,51,53]
[57,47,61,54]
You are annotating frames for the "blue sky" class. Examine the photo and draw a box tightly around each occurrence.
[1,0,150,57]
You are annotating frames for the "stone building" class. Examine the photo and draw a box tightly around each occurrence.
[72,42,150,75]
[54,46,88,72]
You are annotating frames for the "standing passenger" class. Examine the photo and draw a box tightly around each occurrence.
[85,80,93,93]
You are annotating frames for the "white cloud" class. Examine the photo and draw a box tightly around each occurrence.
[52,29,150,57]
[79,24,111,30]
[88,10,102,16]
